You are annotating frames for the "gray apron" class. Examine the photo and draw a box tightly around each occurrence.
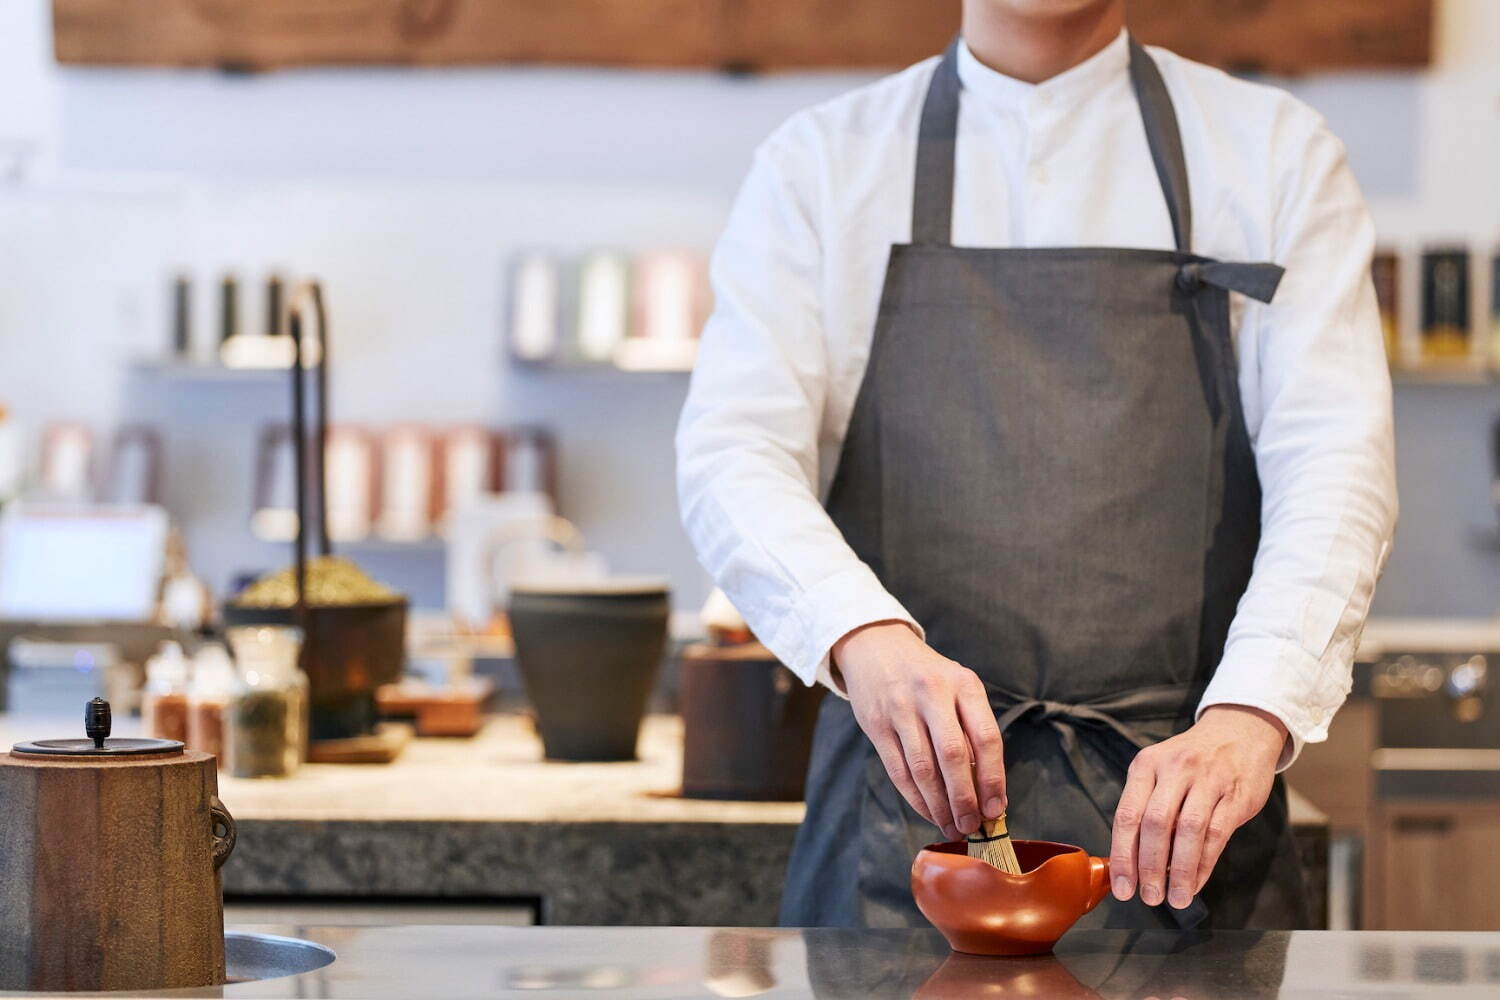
[780,40,1309,931]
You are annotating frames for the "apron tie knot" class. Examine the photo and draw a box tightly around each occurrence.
[988,688,1209,929]
[1175,262,1205,293]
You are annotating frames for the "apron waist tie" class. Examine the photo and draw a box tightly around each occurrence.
[991,689,1210,930]
[1176,261,1284,303]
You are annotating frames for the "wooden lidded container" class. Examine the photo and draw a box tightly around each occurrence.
[0,699,237,993]
[680,642,825,800]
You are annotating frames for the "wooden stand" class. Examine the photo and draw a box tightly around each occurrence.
[305,722,413,764]
[0,749,232,992]
[377,678,494,737]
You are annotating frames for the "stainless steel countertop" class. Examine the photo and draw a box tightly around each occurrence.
[23,925,1498,999]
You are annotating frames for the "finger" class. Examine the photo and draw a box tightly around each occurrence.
[920,697,981,837]
[955,672,1006,819]
[1110,752,1157,900]
[1135,770,1192,908]
[870,725,933,826]
[1167,784,1223,909]
[1194,796,1241,895]
[896,724,957,840]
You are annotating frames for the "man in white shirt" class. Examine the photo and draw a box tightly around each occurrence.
[677,0,1396,928]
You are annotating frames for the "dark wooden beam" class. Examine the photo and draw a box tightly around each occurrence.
[52,0,1431,73]
[1128,0,1433,75]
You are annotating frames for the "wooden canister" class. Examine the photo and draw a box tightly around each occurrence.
[680,642,825,801]
[0,717,235,992]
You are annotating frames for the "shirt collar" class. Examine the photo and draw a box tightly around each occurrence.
[955,28,1131,112]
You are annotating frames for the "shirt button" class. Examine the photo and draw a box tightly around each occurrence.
[1032,163,1049,185]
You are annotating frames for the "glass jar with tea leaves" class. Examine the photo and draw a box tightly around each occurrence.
[224,626,309,778]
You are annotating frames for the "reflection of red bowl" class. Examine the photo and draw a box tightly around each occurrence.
[911,840,1110,956]
[914,951,1102,999]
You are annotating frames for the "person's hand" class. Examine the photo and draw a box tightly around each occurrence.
[1109,705,1288,910]
[832,621,1005,841]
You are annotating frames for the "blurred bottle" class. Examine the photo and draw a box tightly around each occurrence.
[187,642,236,764]
[224,626,309,778]
[1420,246,1471,364]
[142,641,191,744]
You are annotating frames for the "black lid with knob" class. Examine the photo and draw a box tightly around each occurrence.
[10,699,185,757]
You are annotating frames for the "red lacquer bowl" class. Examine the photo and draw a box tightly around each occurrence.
[911,839,1110,956]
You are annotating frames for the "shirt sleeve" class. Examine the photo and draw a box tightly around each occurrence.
[1195,110,1398,770]
[676,126,923,689]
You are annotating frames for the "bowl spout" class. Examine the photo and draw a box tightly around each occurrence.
[1086,855,1110,912]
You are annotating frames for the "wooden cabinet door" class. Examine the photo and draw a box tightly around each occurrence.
[1376,803,1500,930]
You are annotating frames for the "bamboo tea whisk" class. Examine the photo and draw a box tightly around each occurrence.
[967,814,1023,874]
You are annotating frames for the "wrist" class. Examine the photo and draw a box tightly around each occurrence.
[1199,703,1289,758]
[832,620,921,675]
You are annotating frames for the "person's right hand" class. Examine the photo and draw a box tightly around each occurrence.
[832,621,1006,841]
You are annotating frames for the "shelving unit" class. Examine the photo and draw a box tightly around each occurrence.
[331,537,447,555]
[1392,368,1498,387]
[129,358,289,383]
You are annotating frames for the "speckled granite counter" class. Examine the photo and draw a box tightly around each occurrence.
[0,713,1328,926]
[214,715,803,925]
[217,715,1328,925]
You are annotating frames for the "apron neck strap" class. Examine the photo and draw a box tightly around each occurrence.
[911,36,1193,254]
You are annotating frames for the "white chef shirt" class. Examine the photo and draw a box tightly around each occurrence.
[676,30,1397,767]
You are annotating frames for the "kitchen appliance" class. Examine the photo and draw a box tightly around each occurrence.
[4,638,122,716]
[679,641,823,800]
[509,577,669,761]
[912,839,1110,956]
[0,699,237,992]
[0,502,169,622]
[1346,620,1500,929]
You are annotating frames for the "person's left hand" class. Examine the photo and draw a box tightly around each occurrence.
[1109,705,1288,910]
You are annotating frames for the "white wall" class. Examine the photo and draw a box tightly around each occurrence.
[0,0,1497,616]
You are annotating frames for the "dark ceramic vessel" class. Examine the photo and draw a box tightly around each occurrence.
[911,839,1111,956]
[509,579,670,761]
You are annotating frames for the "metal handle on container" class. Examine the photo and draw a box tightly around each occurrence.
[288,281,332,626]
[210,794,238,870]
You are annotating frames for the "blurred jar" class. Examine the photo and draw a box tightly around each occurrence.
[141,641,191,744]
[224,626,309,778]
[187,642,236,765]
